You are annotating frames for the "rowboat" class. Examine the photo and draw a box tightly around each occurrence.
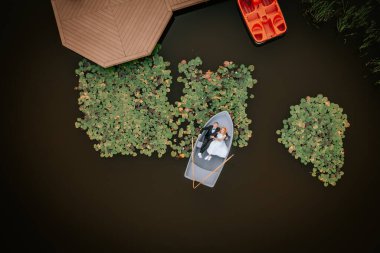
[237,0,287,44]
[184,111,234,188]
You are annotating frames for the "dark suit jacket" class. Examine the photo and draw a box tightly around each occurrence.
[202,125,220,140]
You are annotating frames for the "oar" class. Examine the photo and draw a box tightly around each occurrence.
[193,154,235,189]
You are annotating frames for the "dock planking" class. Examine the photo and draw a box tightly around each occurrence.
[51,0,208,67]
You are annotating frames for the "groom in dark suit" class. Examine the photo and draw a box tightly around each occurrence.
[197,122,220,158]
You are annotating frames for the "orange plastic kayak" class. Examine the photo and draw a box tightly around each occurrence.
[237,0,287,44]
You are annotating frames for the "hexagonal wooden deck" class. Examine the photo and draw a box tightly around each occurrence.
[51,0,208,67]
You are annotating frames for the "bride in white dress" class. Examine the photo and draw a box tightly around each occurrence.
[205,127,229,160]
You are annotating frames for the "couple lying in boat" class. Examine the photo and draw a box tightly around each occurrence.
[197,121,229,161]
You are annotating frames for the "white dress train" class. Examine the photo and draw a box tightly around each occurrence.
[207,133,228,158]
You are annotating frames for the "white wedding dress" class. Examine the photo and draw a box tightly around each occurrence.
[207,133,228,158]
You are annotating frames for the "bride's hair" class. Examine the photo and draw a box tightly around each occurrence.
[220,127,227,134]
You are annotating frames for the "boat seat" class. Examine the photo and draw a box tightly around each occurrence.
[247,12,258,22]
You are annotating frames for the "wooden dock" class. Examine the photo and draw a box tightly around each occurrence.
[167,0,209,11]
[51,0,208,68]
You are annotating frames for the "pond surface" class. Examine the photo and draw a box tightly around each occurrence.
[1,0,380,252]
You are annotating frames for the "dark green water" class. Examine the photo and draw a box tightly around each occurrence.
[1,0,380,252]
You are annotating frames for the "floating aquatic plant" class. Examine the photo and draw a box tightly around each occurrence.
[75,48,256,158]
[75,47,176,158]
[276,95,350,187]
[170,58,256,158]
